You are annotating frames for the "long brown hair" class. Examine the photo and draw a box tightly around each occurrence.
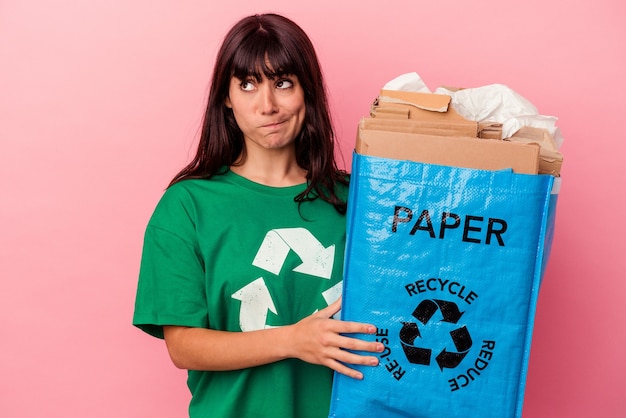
[169,13,348,213]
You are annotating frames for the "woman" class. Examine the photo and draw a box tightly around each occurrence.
[133,13,382,417]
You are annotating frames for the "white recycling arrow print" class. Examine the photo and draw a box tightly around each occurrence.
[231,277,277,332]
[252,227,335,279]
[322,280,343,319]
[322,281,343,305]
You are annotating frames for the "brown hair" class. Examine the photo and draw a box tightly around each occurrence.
[169,13,348,213]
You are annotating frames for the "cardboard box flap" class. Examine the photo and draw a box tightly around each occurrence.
[478,122,503,140]
[356,121,540,175]
[507,127,563,176]
[373,90,468,122]
[378,89,452,112]
[364,116,502,140]
[509,126,558,152]
[362,117,479,138]
[369,105,410,119]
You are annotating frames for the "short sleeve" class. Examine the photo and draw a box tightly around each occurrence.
[132,187,208,339]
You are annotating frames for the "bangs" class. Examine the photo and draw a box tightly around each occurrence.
[230,35,299,81]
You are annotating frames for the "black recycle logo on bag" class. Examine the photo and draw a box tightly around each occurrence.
[400,299,472,370]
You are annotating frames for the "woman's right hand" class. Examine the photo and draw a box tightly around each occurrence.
[287,297,383,379]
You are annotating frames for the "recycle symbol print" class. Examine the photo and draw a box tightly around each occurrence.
[399,299,473,370]
[231,227,341,332]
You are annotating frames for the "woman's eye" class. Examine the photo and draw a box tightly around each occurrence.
[276,79,294,89]
[240,80,255,91]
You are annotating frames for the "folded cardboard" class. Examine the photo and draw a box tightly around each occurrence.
[373,89,466,121]
[372,90,502,140]
[364,116,503,140]
[508,126,563,176]
[362,117,479,138]
[356,118,540,175]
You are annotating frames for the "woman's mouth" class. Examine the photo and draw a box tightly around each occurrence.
[261,119,287,129]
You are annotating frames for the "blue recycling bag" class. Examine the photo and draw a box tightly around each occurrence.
[329,152,557,418]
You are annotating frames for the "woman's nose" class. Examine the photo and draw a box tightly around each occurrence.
[258,86,278,114]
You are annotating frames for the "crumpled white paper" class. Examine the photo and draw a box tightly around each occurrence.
[383,72,563,148]
[383,72,431,93]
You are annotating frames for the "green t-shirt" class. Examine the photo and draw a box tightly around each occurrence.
[133,171,348,418]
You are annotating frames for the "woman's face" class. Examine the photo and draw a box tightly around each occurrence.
[226,73,306,153]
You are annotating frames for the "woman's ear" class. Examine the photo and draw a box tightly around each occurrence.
[225,97,232,108]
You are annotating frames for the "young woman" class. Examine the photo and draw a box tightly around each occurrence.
[133,13,382,417]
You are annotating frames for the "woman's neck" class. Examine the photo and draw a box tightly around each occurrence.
[230,150,307,187]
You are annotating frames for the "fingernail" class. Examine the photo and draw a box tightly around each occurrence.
[370,357,379,366]
[354,372,363,380]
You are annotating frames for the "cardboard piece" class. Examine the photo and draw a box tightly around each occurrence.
[372,90,503,140]
[362,117,479,138]
[373,89,467,121]
[364,116,502,140]
[357,119,541,175]
[508,126,563,176]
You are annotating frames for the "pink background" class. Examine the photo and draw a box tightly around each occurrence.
[1,0,624,417]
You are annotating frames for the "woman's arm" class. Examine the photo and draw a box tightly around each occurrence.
[163,298,383,379]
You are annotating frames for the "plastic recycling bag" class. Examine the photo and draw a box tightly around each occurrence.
[329,152,557,418]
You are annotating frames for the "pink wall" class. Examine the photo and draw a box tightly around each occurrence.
[1,1,624,416]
